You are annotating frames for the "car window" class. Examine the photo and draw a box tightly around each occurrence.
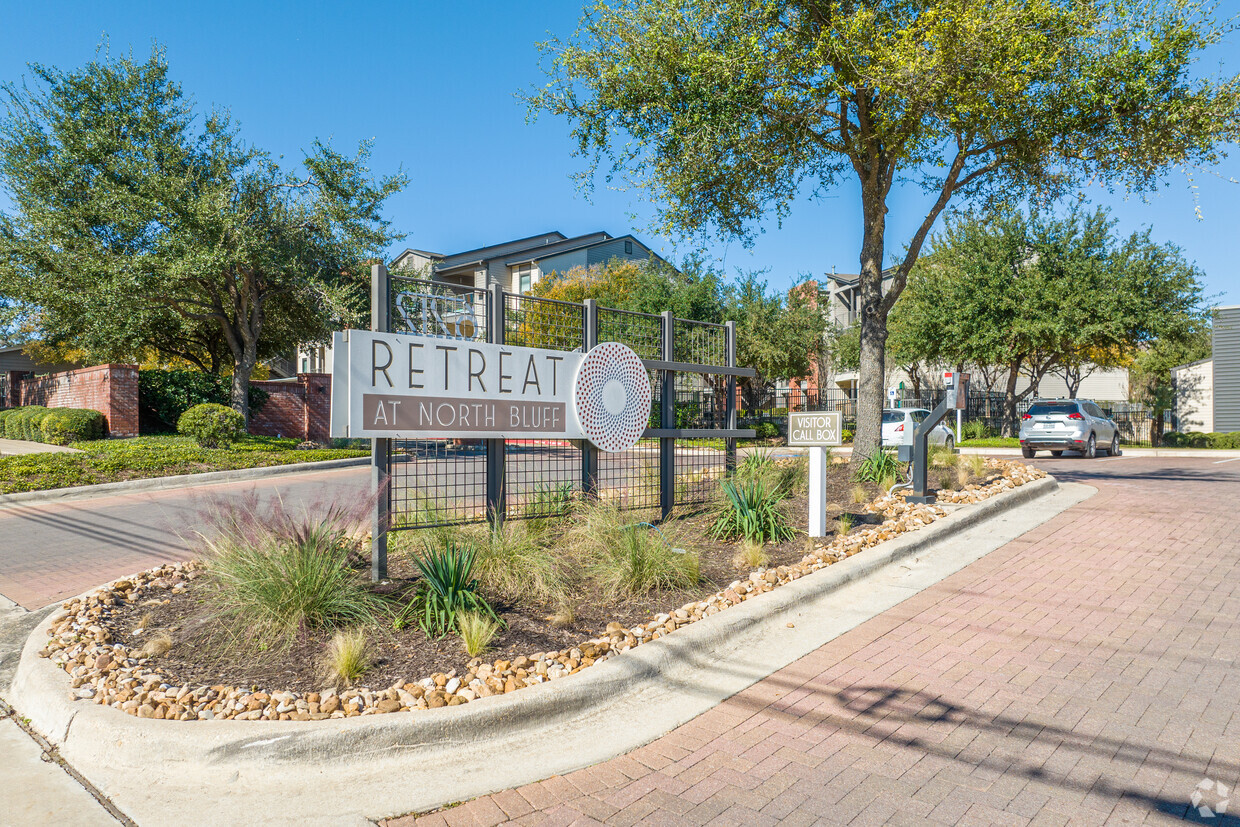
[1027,402,1078,416]
[1086,402,1105,417]
[881,411,904,423]
[911,410,929,423]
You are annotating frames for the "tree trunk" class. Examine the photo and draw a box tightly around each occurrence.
[1002,361,1022,437]
[231,339,258,428]
[852,191,888,459]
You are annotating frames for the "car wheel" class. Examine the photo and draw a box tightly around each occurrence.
[1050,450,1063,457]
[1022,446,1035,459]
[1084,433,1096,459]
[1108,433,1119,456]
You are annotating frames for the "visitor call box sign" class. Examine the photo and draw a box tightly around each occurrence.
[786,411,843,446]
[330,329,652,452]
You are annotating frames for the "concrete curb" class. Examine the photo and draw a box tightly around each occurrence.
[5,476,1066,826]
[0,457,369,510]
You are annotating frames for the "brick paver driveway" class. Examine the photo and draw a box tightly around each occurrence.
[0,466,369,610]
[390,456,1240,826]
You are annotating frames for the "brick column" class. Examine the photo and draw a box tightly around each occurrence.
[299,373,332,444]
[107,365,140,437]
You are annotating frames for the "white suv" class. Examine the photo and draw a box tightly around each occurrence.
[1019,399,1119,459]
[881,408,955,449]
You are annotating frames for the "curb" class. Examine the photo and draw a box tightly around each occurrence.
[5,476,1064,826]
[0,457,369,509]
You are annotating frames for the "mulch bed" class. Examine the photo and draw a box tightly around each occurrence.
[100,459,990,696]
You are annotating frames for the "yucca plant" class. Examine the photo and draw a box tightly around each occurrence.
[397,541,499,638]
[853,448,903,484]
[710,477,795,543]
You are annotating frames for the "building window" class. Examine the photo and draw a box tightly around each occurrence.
[624,240,633,254]
[515,264,533,293]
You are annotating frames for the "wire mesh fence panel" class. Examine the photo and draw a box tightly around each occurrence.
[673,319,726,366]
[598,307,662,360]
[505,442,582,520]
[503,292,585,352]
[389,439,487,530]
[673,438,726,508]
[500,293,585,519]
[598,437,661,511]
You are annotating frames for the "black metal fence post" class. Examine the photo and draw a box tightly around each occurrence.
[486,283,506,526]
[660,310,675,518]
[725,320,737,474]
[370,263,390,582]
[581,298,600,498]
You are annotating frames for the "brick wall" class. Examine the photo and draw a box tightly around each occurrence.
[16,364,140,437]
[248,373,332,443]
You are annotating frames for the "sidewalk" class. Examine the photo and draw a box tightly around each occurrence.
[0,438,79,456]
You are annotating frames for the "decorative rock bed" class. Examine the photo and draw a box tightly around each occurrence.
[38,458,1047,723]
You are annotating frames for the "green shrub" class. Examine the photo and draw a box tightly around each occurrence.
[568,501,700,597]
[962,420,996,441]
[0,408,19,430]
[853,447,903,484]
[178,403,245,448]
[139,369,267,433]
[711,476,795,543]
[199,495,383,651]
[5,406,50,442]
[465,523,564,605]
[397,541,498,638]
[40,408,107,445]
[1162,430,1240,449]
[753,422,780,440]
[841,428,854,444]
[1211,432,1240,449]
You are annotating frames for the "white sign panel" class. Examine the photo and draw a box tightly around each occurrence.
[787,411,843,447]
[330,329,652,452]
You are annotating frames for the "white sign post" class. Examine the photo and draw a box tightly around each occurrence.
[787,412,843,537]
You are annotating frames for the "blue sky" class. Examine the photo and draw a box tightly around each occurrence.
[1,0,1238,306]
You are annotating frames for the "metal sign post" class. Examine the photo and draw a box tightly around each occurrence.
[787,411,843,537]
[370,263,391,583]
[905,372,970,504]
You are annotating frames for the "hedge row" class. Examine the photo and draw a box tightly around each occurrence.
[0,405,107,445]
[1162,430,1240,449]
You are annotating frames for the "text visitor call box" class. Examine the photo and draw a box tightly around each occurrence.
[787,411,843,447]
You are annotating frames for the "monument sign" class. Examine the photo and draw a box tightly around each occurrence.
[330,329,652,452]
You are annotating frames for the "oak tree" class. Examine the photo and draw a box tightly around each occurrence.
[529,0,1240,453]
[0,48,404,421]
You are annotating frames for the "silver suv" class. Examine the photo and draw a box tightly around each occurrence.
[1019,399,1119,459]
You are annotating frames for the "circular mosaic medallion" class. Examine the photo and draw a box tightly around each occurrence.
[572,341,652,452]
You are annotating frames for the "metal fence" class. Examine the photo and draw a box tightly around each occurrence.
[743,386,1170,447]
[374,272,753,540]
